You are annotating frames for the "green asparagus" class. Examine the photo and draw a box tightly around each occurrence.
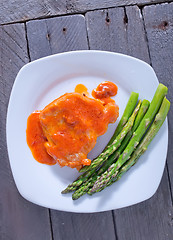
[89,84,168,194]
[108,92,139,145]
[89,97,170,193]
[99,99,150,174]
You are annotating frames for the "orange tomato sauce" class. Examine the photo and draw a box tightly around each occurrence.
[26,81,119,170]
[75,83,89,96]
[26,111,56,165]
[92,81,118,99]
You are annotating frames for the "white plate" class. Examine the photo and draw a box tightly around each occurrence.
[6,50,168,213]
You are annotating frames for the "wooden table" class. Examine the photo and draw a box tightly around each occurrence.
[0,1,173,239]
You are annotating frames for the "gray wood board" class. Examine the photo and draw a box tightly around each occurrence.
[50,211,116,240]
[0,0,173,24]
[143,1,173,205]
[86,4,173,240]
[26,15,88,60]
[86,6,150,63]
[26,14,116,240]
[0,24,52,240]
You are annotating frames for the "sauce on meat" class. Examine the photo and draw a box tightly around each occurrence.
[92,81,118,99]
[75,83,89,96]
[26,111,56,165]
[26,81,119,170]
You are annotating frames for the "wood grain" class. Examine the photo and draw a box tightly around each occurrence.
[86,5,173,240]
[143,1,173,206]
[86,6,150,63]
[26,15,88,60]
[26,14,116,240]
[0,0,172,24]
[50,211,116,240]
[0,24,52,240]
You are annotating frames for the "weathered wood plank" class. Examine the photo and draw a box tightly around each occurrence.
[86,6,150,63]
[0,0,173,25]
[26,15,88,60]
[50,211,116,240]
[143,1,173,204]
[0,24,52,240]
[86,5,173,240]
[26,14,116,240]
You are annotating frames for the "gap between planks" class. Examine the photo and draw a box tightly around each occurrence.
[166,162,173,207]
[138,6,152,65]
[48,209,55,240]
[24,22,31,61]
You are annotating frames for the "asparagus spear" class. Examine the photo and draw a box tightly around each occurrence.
[107,92,139,145]
[99,99,150,174]
[72,100,150,200]
[62,100,141,194]
[89,97,170,193]
[117,97,170,180]
[89,83,168,194]
[79,92,139,173]
[61,169,95,194]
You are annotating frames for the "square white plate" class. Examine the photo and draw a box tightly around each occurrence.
[6,50,168,213]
